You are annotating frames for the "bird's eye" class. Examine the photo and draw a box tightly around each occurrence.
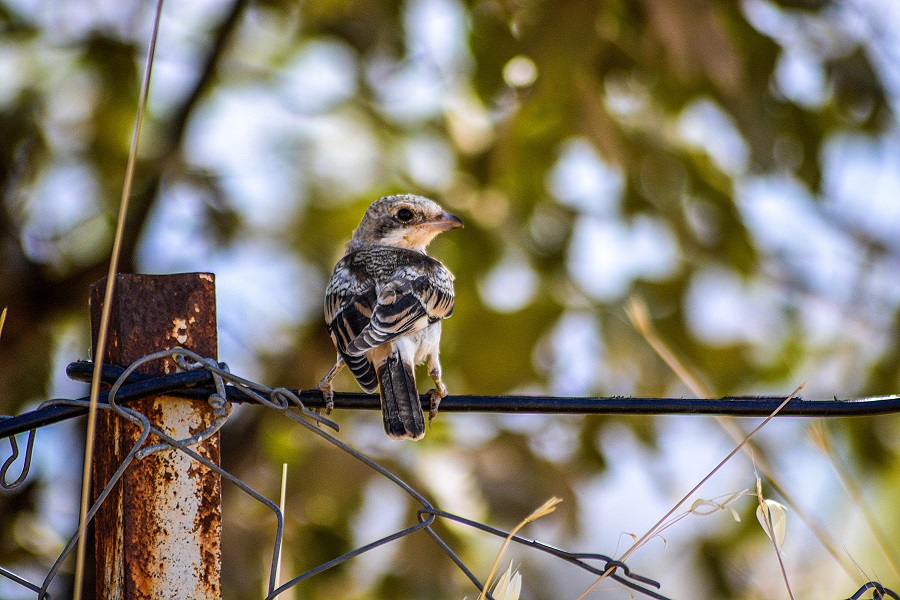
[396,208,414,222]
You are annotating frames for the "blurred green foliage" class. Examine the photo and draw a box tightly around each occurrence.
[1,0,898,598]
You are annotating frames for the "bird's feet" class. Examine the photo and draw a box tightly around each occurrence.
[315,359,344,414]
[426,382,448,424]
[315,380,335,414]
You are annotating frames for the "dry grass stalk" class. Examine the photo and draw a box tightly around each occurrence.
[477,497,561,600]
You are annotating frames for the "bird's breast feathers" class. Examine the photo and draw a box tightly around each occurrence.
[325,246,455,354]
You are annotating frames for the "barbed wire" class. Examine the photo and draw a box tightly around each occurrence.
[0,350,897,599]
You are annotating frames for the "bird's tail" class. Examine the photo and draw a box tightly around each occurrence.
[377,349,425,440]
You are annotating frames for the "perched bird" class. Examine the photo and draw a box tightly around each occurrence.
[317,194,463,440]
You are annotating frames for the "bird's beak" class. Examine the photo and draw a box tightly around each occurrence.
[427,211,464,232]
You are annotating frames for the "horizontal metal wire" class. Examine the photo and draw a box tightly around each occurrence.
[1,354,898,600]
[3,361,899,441]
[0,351,668,599]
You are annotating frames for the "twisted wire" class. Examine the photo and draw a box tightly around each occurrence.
[1,352,897,599]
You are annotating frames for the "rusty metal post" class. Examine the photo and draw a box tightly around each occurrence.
[89,273,221,600]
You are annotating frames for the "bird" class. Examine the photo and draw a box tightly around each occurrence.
[316,194,463,440]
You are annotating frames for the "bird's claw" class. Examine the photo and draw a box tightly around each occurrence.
[316,383,335,414]
[426,386,446,423]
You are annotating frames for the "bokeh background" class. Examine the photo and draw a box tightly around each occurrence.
[1,0,899,598]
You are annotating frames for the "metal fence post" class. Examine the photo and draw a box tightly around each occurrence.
[89,273,221,599]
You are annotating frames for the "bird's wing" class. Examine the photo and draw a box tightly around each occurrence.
[345,263,454,357]
[325,259,379,392]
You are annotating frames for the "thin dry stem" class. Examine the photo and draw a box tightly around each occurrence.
[626,297,709,397]
[72,2,165,598]
[477,497,561,600]
[625,294,858,579]
[812,423,900,581]
[0,307,6,341]
[756,477,794,600]
[764,514,795,600]
[578,385,802,599]
[275,463,288,590]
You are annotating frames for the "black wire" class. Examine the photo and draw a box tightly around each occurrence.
[2,361,898,441]
[1,360,895,600]
[419,507,670,600]
[848,582,900,600]
[70,361,900,416]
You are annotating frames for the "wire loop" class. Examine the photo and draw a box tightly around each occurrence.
[0,419,36,490]
[1,352,897,600]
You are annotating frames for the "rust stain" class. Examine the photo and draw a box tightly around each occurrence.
[122,401,221,599]
[93,410,126,599]
[90,273,218,374]
[89,274,221,599]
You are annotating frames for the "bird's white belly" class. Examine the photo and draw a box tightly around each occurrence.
[393,321,442,365]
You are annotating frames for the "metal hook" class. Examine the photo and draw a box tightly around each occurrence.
[848,582,900,600]
[0,420,36,490]
[272,387,339,431]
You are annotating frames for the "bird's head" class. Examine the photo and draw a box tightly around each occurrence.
[348,194,463,253]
